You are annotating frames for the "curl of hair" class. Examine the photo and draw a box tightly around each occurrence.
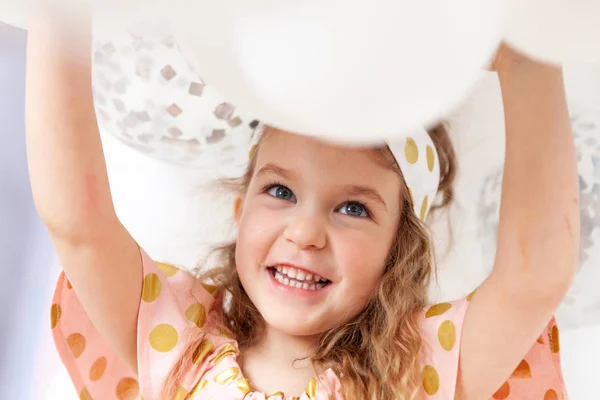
[163,123,457,400]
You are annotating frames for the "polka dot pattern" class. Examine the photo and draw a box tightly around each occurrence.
[116,377,140,400]
[420,195,429,221]
[466,289,477,302]
[537,335,545,344]
[550,325,560,353]
[50,246,568,400]
[426,145,435,172]
[249,144,257,160]
[421,365,440,395]
[418,297,567,399]
[437,320,456,351]
[49,248,218,400]
[404,138,419,164]
[512,360,532,379]
[141,273,162,302]
[89,357,107,381]
[67,333,86,358]
[492,382,511,399]
[79,387,93,400]
[425,302,452,318]
[155,262,179,277]
[50,304,61,329]
[149,323,179,352]
[185,302,207,328]
[383,131,441,222]
[202,283,219,296]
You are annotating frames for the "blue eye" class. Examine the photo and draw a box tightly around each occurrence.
[267,184,296,202]
[338,202,369,218]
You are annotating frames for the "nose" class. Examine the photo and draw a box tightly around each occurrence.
[283,213,327,250]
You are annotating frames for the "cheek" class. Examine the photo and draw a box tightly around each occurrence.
[336,230,390,292]
[331,235,388,324]
[236,201,279,261]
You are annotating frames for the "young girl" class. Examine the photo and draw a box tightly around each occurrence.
[26,5,579,400]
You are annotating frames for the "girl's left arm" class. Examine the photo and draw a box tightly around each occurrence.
[455,46,580,399]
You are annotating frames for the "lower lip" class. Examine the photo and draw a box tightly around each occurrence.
[266,268,331,298]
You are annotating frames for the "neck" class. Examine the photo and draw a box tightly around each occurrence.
[241,325,320,396]
[257,324,318,362]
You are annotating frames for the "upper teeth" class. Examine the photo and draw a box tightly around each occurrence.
[275,266,325,282]
[273,266,328,290]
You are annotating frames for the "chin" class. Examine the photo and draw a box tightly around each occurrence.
[259,307,332,337]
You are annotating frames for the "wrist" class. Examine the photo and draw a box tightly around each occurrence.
[495,49,563,85]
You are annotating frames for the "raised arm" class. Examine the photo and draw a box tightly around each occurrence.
[456,45,579,399]
[26,3,142,372]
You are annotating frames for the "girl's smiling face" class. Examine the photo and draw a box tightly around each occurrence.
[234,128,404,337]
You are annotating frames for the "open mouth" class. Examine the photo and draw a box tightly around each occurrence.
[268,266,331,291]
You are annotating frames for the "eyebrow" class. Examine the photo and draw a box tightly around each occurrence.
[256,163,296,180]
[342,184,387,209]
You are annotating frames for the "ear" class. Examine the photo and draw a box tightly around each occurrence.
[233,195,244,226]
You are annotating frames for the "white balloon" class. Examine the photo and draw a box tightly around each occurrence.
[167,0,504,142]
[503,0,600,65]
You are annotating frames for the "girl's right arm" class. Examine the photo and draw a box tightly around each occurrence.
[26,4,142,372]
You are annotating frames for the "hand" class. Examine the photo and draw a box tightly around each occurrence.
[487,43,530,72]
[487,42,564,85]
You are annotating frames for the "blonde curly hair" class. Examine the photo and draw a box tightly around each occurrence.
[163,123,457,400]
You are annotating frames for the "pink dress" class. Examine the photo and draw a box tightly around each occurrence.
[51,247,568,399]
